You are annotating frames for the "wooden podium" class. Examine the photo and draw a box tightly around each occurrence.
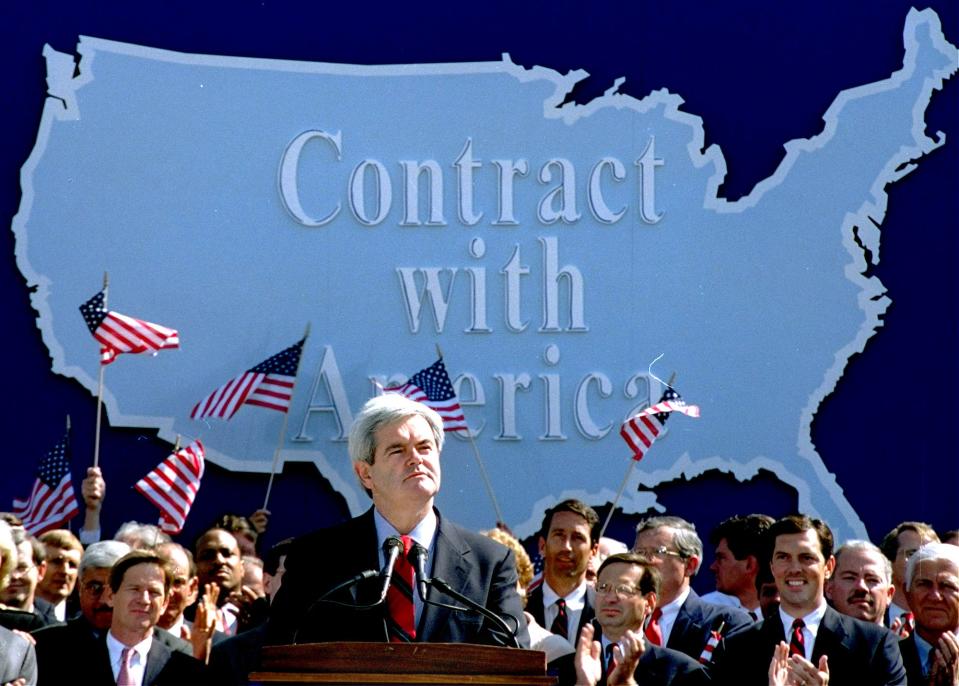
[250,642,555,684]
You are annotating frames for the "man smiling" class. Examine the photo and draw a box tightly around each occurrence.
[714,514,907,686]
[268,394,528,647]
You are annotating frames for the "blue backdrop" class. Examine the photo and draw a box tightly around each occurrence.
[1,2,955,588]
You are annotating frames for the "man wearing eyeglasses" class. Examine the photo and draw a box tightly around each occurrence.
[633,516,751,663]
[572,552,708,685]
[880,521,940,636]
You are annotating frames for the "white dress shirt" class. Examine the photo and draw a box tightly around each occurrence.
[542,579,589,646]
[656,586,690,644]
[107,630,153,686]
[778,601,827,662]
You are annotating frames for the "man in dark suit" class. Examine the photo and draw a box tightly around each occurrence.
[898,542,959,685]
[713,514,907,686]
[569,552,708,685]
[33,542,195,685]
[268,394,529,648]
[526,499,599,649]
[633,515,751,662]
[92,550,206,685]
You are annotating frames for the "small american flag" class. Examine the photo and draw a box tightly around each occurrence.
[620,386,700,461]
[384,358,467,432]
[135,440,205,534]
[527,552,545,593]
[79,290,179,365]
[698,619,725,664]
[191,337,305,420]
[12,434,79,535]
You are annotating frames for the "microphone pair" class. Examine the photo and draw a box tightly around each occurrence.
[381,535,429,601]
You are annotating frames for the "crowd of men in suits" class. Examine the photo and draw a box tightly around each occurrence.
[0,393,954,685]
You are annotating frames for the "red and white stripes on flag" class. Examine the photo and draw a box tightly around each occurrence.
[135,440,205,534]
[79,290,179,365]
[619,400,701,461]
[12,435,79,535]
[191,338,305,420]
[698,621,725,664]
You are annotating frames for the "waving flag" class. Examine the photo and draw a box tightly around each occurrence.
[620,386,700,461]
[13,434,79,535]
[79,290,179,365]
[384,358,467,432]
[191,337,305,419]
[135,440,205,534]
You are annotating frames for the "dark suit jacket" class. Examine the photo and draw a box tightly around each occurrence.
[666,589,752,662]
[526,581,595,645]
[208,623,268,686]
[267,507,529,648]
[0,625,36,686]
[77,632,208,685]
[550,621,709,686]
[713,605,907,686]
[899,633,925,686]
[33,616,195,685]
[32,597,61,627]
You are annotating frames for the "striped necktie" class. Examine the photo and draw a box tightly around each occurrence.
[789,618,805,658]
[386,535,417,642]
[550,598,568,639]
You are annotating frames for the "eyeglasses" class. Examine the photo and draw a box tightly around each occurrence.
[634,546,685,561]
[595,583,641,598]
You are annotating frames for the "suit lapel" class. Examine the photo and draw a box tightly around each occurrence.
[417,513,470,641]
[527,585,545,626]
[811,607,850,665]
[142,634,173,686]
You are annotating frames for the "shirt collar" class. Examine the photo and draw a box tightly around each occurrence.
[659,585,690,618]
[778,600,827,638]
[373,507,437,549]
[106,630,153,667]
[542,578,588,610]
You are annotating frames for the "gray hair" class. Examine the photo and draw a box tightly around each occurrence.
[348,394,445,465]
[114,521,171,549]
[0,521,15,589]
[906,542,959,590]
[635,515,703,575]
[79,540,132,579]
[834,540,892,583]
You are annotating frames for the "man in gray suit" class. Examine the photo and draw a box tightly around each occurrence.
[269,394,529,648]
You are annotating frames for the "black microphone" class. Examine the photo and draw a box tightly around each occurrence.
[378,535,405,602]
[427,575,520,648]
[408,541,430,601]
[292,568,379,644]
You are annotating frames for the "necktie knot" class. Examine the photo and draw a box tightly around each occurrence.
[387,535,417,642]
[645,607,663,646]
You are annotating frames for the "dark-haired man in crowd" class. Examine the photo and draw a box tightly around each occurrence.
[633,515,750,663]
[899,542,959,685]
[714,514,906,686]
[194,529,245,636]
[526,499,599,648]
[97,551,207,685]
[702,514,773,620]
[0,528,54,630]
[572,552,708,686]
[881,521,940,636]
[268,394,528,647]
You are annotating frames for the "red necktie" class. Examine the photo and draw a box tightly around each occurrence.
[645,607,663,645]
[550,598,568,639]
[789,618,805,658]
[386,535,417,642]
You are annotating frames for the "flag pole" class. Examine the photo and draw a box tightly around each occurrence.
[262,324,310,511]
[92,272,109,468]
[598,372,676,540]
[436,344,506,526]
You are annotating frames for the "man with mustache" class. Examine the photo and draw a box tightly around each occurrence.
[825,540,894,626]
[268,394,529,647]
